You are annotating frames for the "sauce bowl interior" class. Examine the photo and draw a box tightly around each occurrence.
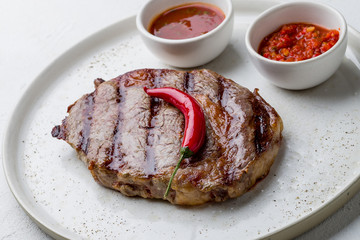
[138,0,232,42]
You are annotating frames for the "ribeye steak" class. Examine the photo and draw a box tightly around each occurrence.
[52,69,283,205]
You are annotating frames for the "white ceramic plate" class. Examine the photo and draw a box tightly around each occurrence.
[3,1,360,239]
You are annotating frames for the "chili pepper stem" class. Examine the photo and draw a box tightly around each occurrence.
[164,147,193,198]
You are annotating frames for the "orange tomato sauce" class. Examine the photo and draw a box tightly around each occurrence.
[148,2,225,40]
[258,23,340,62]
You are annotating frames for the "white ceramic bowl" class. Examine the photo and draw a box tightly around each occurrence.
[245,2,348,90]
[136,0,234,68]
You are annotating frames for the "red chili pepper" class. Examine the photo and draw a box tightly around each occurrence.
[144,87,206,198]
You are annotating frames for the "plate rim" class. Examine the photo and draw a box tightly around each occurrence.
[3,3,360,240]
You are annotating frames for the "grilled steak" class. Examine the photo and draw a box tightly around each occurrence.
[52,69,283,205]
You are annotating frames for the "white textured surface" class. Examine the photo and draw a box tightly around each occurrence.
[1,0,359,239]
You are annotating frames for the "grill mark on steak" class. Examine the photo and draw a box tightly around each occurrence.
[217,77,225,103]
[77,92,95,154]
[184,72,195,93]
[254,114,267,154]
[216,77,233,136]
[107,79,125,170]
[144,98,160,176]
[144,72,161,176]
[252,89,273,154]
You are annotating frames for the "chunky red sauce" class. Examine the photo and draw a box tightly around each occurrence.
[149,3,225,40]
[258,23,340,62]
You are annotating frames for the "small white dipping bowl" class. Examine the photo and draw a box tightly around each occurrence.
[245,2,348,90]
[136,0,234,68]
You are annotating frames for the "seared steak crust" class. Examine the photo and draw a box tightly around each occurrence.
[52,69,283,205]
